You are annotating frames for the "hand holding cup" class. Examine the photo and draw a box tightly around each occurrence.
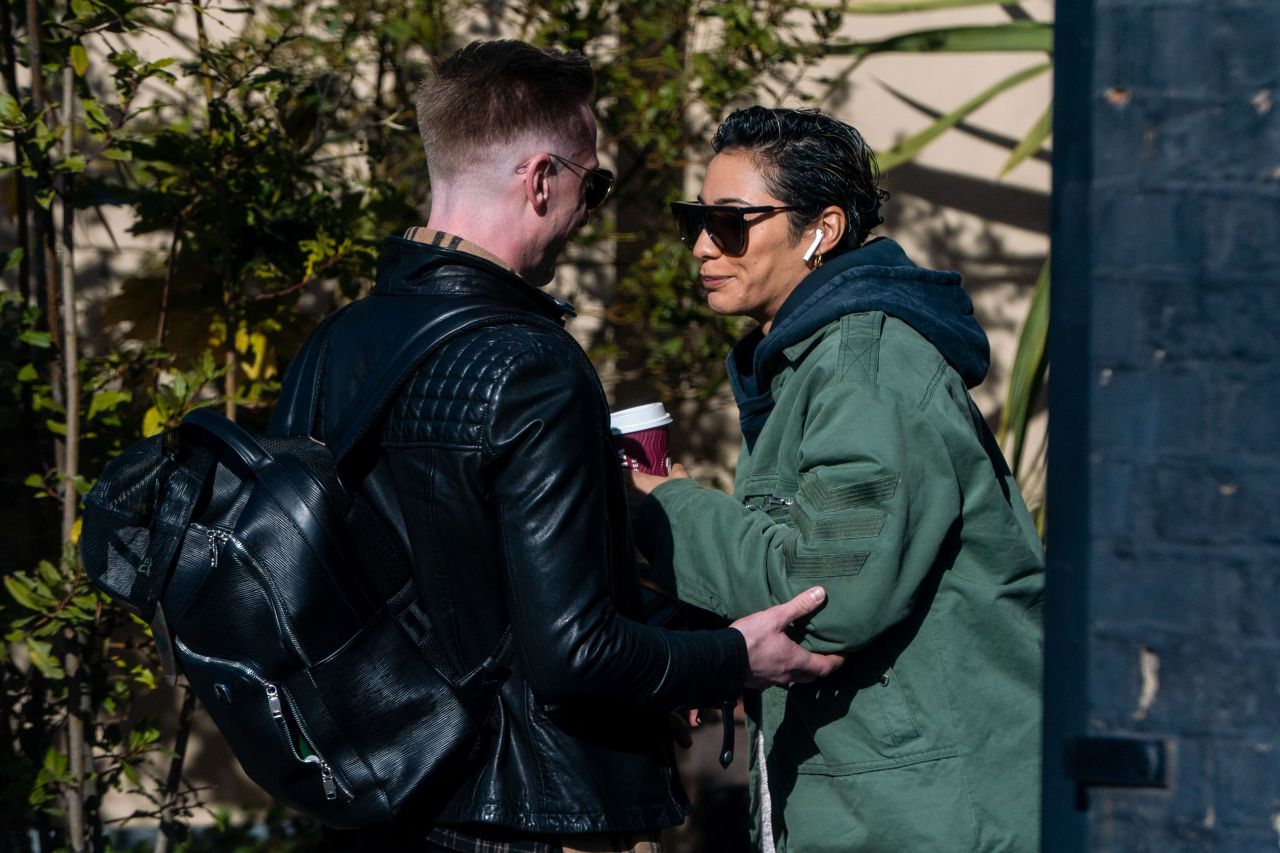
[609,402,672,476]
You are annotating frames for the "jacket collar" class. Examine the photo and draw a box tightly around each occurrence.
[725,237,989,450]
[373,235,577,322]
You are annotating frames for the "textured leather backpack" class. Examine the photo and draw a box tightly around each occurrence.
[80,302,518,828]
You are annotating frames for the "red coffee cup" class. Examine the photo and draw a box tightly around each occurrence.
[609,402,672,476]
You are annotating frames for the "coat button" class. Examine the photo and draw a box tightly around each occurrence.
[879,674,890,687]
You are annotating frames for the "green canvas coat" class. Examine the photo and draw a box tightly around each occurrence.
[638,310,1044,852]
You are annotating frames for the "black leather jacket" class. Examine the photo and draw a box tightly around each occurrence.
[306,237,746,834]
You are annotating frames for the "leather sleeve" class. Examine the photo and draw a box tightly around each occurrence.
[485,326,746,710]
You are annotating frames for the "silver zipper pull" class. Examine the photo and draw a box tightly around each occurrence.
[265,684,283,718]
[766,496,794,509]
[321,763,338,800]
[208,531,219,569]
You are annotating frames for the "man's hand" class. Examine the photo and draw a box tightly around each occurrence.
[731,587,844,689]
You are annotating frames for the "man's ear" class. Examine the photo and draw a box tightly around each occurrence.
[522,153,553,216]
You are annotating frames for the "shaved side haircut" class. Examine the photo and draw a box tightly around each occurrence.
[416,40,596,179]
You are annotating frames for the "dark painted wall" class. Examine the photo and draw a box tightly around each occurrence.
[1045,0,1280,850]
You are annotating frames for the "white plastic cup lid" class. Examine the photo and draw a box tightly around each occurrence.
[609,402,672,434]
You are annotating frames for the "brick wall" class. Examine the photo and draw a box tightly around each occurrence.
[1046,1,1280,850]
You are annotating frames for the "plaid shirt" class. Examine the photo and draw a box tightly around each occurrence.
[422,824,663,853]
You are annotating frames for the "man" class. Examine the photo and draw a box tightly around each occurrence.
[287,42,841,852]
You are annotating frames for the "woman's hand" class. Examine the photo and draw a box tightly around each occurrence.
[628,462,692,498]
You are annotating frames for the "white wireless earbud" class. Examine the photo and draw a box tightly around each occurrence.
[802,229,825,263]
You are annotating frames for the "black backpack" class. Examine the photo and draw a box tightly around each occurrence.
[80,301,517,828]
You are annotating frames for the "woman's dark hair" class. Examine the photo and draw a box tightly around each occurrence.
[712,106,889,251]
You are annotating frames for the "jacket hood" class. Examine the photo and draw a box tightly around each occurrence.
[727,237,990,447]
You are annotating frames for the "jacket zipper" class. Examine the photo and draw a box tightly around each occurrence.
[746,496,794,511]
[173,637,352,802]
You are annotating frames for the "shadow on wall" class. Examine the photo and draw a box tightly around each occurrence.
[884,160,1049,434]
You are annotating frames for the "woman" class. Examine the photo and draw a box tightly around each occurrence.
[630,107,1044,852]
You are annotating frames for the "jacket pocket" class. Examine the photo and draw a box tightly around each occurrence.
[875,666,920,747]
[778,662,950,776]
[777,752,978,853]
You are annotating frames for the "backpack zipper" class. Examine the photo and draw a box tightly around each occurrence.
[174,638,352,802]
[274,680,348,801]
[194,524,310,667]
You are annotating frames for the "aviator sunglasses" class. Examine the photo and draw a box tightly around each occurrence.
[670,201,798,255]
[549,153,615,211]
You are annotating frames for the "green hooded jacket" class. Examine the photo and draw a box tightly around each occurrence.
[637,239,1044,852]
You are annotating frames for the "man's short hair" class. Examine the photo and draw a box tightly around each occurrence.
[713,107,889,251]
[416,40,596,179]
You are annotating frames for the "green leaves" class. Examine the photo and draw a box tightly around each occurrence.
[4,573,55,613]
[82,98,110,132]
[55,154,87,172]
[87,389,131,420]
[26,639,67,680]
[998,256,1050,479]
[19,329,52,348]
[1001,102,1053,176]
[0,93,21,125]
[825,21,1053,56]
[877,62,1051,171]
[30,745,70,807]
[70,45,89,77]
[836,0,1030,12]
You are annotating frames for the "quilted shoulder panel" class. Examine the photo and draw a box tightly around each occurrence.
[383,322,571,448]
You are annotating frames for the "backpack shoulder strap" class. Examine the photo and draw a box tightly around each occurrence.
[270,306,349,440]
[325,301,523,464]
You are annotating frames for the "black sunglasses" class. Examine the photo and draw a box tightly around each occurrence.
[670,201,798,255]
[549,153,614,211]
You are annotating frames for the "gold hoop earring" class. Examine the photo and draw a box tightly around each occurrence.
[812,252,824,269]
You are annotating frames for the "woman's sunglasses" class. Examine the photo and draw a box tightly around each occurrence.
[549,153,614,211]
[670,201,797,255]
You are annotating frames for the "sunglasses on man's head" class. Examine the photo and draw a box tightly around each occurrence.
[670,202,798,256]
[549,153,614,211]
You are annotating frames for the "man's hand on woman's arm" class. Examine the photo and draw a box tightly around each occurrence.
[629,466,844,685]
[731,586,844,688]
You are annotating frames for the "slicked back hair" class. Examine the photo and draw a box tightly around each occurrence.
[712,107,889,252]
[416,40,596,179]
